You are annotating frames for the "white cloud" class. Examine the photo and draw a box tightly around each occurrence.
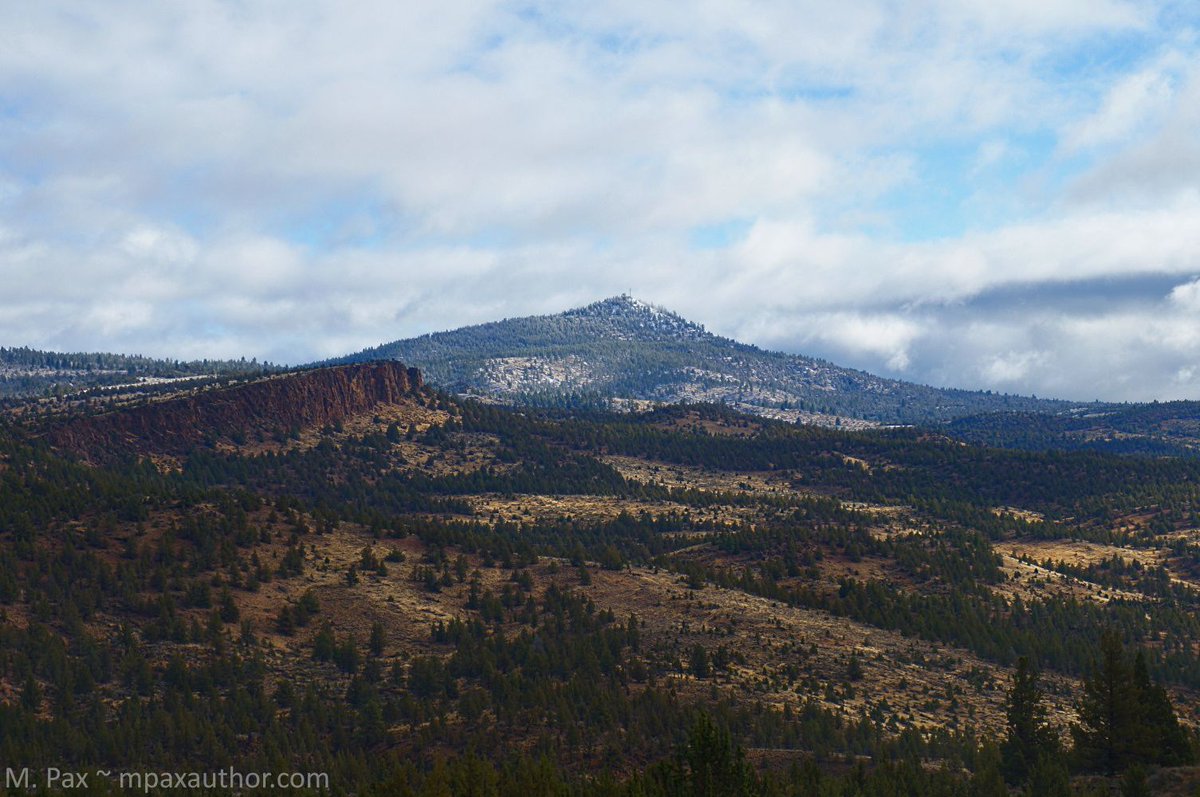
[808,313,925,372]
[1061,62,1179,154]
[0,0,1198,401]
[1170,277,1200,309]
[82,300,157,338]
[1064,60,1200,205]
[981,350,1051,385]
[971,139,1011,175]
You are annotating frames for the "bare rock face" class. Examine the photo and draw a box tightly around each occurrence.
[48,362,423,462]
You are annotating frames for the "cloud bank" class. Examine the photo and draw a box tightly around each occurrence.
[1,1,1199,400]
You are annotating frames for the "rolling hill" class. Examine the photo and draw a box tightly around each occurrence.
[4,363,1200,793]
[334,295,1080,426]
[947,401,1200,457]
[0,345,277,399]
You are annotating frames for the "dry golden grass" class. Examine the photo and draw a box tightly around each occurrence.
[997,554,1148,604]
[223,514,1071,739]
[71,498,1200,749]
[992,506,1045,523]
[224,400,450,457]
[648,410,764,438]
[467,493,699,524]
[578,563,1081,736]
[601,454,796,497]
[1007,538,1162,570]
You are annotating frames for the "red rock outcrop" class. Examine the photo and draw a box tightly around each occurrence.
[48,361,423,462]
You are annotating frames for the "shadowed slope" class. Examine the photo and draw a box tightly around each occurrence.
[47,361,422,462]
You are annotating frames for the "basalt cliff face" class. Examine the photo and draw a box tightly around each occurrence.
[48,361,423,462]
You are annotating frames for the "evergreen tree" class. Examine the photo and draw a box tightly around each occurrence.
[1071,629,1140,775]
[313,623,336,662]
[676,713,756,797]
[1119,764,1151,797]
[1027,752,1072,797]
[689,644,710,679]
[970,743,1007,797]
[20,673,40,711]
[369,621,386,657]
[1002,656,1057,785]
[1131,650,1193,767]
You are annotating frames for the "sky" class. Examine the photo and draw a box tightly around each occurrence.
[2,1,1200,402]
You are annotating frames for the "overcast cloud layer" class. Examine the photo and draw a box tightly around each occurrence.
[2,1,1199,401]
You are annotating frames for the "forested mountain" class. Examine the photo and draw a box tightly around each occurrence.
[333,295,1079,425]
[3,363,1200,794]
[948,401,1200,457]
[0,346,277,399]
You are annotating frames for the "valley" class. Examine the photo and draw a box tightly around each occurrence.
[2,361,1200,793]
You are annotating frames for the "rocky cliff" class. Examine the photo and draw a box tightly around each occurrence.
[48,361,423,462]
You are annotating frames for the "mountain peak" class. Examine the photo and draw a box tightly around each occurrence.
[564,295,708,340]
[572,294,660,315]
[336,298,1074,424]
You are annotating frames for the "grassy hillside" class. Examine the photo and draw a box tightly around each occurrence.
[3,366,1200,793]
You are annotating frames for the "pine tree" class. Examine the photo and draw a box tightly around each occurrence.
[1131,650,1194,766]
[1027,752,1072,797]
[689,644,710,679]
[218,588,239,623]
[1001,656,1057,785]
[369,621,386,658]
[970,742,1008,797]
[1120,764,1151,797]
[1071,629,1140,775]
[679,713,756,797]
[313,623,336,662]
[20,673,40,711]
